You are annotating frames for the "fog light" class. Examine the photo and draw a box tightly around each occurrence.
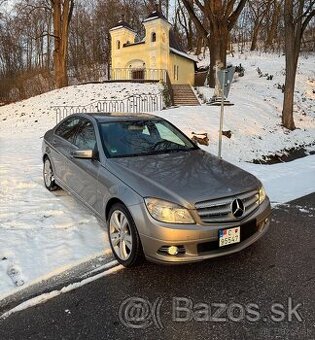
[168,246,179,256]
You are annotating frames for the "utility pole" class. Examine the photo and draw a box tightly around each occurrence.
[215,64,235,159]
[218,68,225,159]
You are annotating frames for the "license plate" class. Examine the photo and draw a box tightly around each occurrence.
[219,227,241,247]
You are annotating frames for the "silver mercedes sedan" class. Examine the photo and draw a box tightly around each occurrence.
[42,113,271,267]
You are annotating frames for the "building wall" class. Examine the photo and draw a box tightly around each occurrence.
[168,53,195,85]
[110,27,137,69]
[114,44,149,68]
[110,19,195,85]
[142,19,170,72]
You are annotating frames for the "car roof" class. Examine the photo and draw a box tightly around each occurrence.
[74,112,161,123]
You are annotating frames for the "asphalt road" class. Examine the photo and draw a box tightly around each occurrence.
[1,194,314,340]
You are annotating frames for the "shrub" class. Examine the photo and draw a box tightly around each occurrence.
[235,64,245,77]
[161,82,172,107]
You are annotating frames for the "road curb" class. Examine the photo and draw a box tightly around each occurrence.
[0,252,117,316]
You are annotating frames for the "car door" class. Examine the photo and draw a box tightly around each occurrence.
[50,116,81,185]
[66,118,101,213]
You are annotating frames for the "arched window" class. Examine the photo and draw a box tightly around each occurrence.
[117,40,121,49]
[151,32,156,42]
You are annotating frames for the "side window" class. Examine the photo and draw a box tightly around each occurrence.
[117,40,120,49]
[74,120,97,150]
[151,32,156,42]
[55,117,81,144]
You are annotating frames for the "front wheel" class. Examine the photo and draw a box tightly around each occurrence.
[107,203,144,267]
[43,157,59,191]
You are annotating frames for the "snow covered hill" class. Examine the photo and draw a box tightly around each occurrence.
[0,82,162,136]
[190,51,315,163]
[0,54,314,300]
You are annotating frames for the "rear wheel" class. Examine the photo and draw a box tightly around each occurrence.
[108,203,144,267]
[43,157,59,191]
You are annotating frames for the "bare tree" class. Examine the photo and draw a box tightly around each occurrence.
[233,3,252,53]
[282,0,315,130]
[0,0,148,99]
[248,0,269,51]
[181,0,247,87]
[264,0,283,51]
[52,0,74,88]
[142,0,170,17]
[174,0,196,50]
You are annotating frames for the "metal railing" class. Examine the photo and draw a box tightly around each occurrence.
[110,68,167,82]
[52,93,163,124]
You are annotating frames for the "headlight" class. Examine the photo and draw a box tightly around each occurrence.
[144,198,195,224]
[258,186,266,203]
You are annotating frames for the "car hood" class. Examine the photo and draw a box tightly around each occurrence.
[107,149,261,208]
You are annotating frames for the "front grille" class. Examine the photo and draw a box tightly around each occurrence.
[195,190,259,223]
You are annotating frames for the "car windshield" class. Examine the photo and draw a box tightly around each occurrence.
[99,119,197,158]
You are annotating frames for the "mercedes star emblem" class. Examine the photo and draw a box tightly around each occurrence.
[231,198,245,218]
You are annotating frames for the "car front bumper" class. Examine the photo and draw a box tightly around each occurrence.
[129,198,271,264]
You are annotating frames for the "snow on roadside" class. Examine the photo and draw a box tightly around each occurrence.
[0,134,108,299]
[241,155,315,206]
[0,263,123,320]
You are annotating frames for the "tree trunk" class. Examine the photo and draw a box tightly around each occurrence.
[282,0,298,130]
[282,55,297,130]
[282,0,315,130]
[208,24,228,87]
[196,36,205,55]
[250,22,260,51]
[265,1,280,51]
[181,0,246,87]
[52,0,73,89]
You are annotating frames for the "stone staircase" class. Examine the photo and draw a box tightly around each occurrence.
[172,84,200,106]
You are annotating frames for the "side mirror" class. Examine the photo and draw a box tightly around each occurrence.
[72,149,95,159]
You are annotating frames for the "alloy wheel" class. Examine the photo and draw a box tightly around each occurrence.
[109,210,133,260]
[44,158,53,187]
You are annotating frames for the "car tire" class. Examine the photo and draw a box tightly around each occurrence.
[107,203,144,267]
[43,157,59,191]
